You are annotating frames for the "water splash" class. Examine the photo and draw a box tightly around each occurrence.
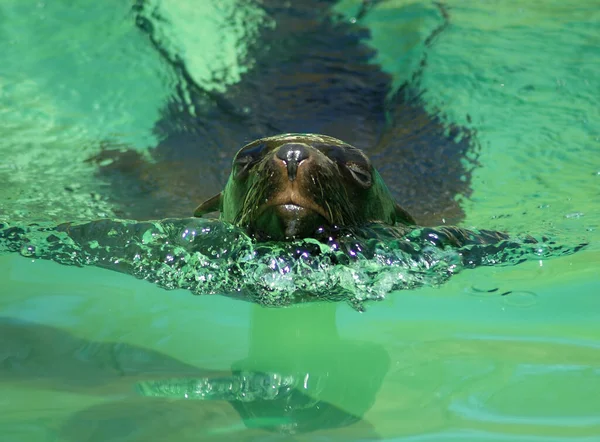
[0,218,585,310]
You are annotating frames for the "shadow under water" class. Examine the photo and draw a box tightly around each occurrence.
[0,218,585,310]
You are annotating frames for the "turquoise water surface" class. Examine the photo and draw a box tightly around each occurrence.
[1,1,599,441]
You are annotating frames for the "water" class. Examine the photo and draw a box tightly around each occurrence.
[1,0,599,440]
[1,218,582,309]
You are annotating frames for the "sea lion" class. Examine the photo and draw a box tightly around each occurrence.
[194,133,415,240]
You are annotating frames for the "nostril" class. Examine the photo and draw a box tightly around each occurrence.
[276,143,310,163]
[276,143,310,181]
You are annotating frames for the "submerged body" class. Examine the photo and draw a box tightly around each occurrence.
[94,1,476,226]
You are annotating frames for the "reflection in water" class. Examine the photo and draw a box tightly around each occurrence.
[2,291,599,440]
[0,309,386,439]
[137,303,387,436]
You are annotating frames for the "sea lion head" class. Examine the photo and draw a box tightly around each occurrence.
[194,134,415,240]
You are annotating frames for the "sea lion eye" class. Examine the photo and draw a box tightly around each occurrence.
[234,156,256,180]
[233,142,267,180]
[346,163,372,188]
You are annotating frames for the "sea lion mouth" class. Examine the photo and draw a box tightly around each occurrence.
[252,201,330,240]
[256,192,332,224]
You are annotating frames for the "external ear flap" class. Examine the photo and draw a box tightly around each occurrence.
[193,193,222,217]
[394,203,416,225]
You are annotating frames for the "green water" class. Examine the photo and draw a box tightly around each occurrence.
[1,0,599,441]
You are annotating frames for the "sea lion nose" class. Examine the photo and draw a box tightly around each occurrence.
[276,143,310,181]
